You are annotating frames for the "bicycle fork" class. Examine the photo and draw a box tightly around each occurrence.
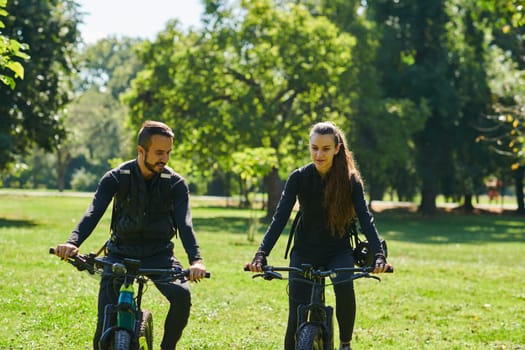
[99,282,138,348]
[296,279,334,350]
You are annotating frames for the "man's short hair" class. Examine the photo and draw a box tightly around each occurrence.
[137,121,174,149]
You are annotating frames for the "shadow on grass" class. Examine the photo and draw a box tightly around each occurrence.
[193,216,284,236]
[374,208,525,244]
[0,217,37,228]
[193,206,525,245]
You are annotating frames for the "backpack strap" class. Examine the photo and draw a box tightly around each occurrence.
[348,219,361,249]
[284,210,301,259]
[110,167,131,239]
[284,166,305,259]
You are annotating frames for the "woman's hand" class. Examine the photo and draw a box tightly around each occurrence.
[244,250,267,272]
[373,253,392,273]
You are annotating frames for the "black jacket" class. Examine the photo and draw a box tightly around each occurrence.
[67,159,201,263]
[258,163,382,260]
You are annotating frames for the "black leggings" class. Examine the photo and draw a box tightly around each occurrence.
[93,254,191,350]
[284,250,356,350]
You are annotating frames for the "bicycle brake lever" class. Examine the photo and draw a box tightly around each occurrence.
[263,271,283,280]
[355,272,381,282]
[369,274,381,282]
[252,271,283,280]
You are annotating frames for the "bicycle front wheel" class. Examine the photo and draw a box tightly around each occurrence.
[138,310,153,350]
[295,323,324,350]
[112,329,132,350]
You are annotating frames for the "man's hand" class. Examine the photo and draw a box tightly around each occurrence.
[188,259,206,282]
[54,243,79,260]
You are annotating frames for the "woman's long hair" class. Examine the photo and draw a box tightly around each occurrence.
[310,122,361,237]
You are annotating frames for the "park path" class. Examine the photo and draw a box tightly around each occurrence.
[0,189,517,213]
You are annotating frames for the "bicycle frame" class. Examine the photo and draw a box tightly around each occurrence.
[50,248,209,350]
[250,264,385,350]
[295,266,335,350]
[98,258,151,350]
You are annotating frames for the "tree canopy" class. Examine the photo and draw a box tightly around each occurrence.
[0,0,81,170]
[3,0,525,216]
[0,0,28,89]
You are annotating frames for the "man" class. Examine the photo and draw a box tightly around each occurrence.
[54,120,207,350]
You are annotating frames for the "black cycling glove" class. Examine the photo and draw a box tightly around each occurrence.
[252,250,267,266]
[374,253,387,267]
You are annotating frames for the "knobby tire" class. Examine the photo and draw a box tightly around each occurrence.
[138,310,153,350]
[295,323,325,350]
[113,329,132,350]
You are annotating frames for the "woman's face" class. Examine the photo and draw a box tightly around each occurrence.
[309,132,340,175]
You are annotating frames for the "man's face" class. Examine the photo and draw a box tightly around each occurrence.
[139,135,173,176]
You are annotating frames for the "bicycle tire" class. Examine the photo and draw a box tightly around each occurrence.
[112,329,132,350]
[138,310,153,350]
[295,323,324,350]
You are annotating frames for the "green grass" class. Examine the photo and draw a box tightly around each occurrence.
[1,192,524,349]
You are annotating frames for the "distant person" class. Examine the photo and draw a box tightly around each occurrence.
[53,120,207,350]
[486,177,501,203]
[245,121,391,350]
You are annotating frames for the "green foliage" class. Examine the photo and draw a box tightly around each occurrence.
[79,36,144,99]
[0,0,29,89]
[231,147,278,184]
[0,0,81,170]
[365,0,525,212]
[70,167,98,191]
[3,0,525,216]
[125,0,357,176]
[1,192,525,349]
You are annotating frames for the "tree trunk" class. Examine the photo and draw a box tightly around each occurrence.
[263,168,283,220]
[55,148,70,192]
[514,166,525,214]
[418,182,437,215]
[462,193,474,212]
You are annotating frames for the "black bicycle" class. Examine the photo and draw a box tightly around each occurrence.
[248,264,392,350]
[49,248,210,350]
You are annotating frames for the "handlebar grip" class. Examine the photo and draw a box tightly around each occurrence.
[386,266,394,273]
[205,272,211,278]
[49,247,56,254]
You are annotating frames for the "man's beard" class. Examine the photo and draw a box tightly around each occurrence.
[144,154,165,174]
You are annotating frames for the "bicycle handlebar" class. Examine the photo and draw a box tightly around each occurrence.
[245,264,392,282]
[49,248,211,280]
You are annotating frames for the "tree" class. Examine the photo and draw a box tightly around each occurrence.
[54,37,143,190]
[443,1,498,211]
[477,46,525,211]
[79,36,144,99]
[306,0,429,203]
[0,0,29,89]
[472,0,525,212]
[0,0,81,170]
[125,0,359,217]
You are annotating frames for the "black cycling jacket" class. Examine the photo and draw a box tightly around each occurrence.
[66,159,202,264]
[258,163,383,261]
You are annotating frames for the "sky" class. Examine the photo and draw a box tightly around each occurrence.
[75,0,205,43]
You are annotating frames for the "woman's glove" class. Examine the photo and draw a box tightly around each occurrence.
[374,253,387,266]
[373,253,392,273]
[252,250,267,267]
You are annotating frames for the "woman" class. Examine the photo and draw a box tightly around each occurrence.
[245,121,391,350]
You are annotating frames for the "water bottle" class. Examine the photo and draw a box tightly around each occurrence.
[117,285,136,331]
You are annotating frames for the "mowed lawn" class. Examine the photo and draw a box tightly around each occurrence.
[0,191,524,349]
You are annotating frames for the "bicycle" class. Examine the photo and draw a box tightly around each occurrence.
[49,248,210,350]
[247,264,393,350]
